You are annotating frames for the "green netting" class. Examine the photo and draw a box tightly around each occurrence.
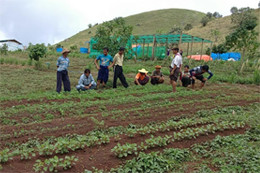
[89,34,211,59]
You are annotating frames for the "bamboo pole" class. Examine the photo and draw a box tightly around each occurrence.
[187,42,190,57]
[190,36,194,57]
[165,38,168,59]
[151,35,156,60]
[178,32,183,48]
[200,39,204,60]
[142,39,145,59]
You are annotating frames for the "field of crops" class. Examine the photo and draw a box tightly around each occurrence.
[0,53,260,172]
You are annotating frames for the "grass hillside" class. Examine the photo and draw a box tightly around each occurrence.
[187,8,260,45]
[59,8,260,51]
[59,9,205,48]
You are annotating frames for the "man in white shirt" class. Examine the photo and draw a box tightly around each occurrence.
[169,47,183,92]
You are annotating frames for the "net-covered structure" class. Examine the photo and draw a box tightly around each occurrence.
[89,34,212,59]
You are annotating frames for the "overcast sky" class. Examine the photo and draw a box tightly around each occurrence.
[0,0,259,46]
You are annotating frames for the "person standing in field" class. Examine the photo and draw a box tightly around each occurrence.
[76,69,97,92]
[189,65,213,89]
[109,47,129,88]
[169,47,183,92]
[151,65,164,85]
[56,48,71,93]
[94,47,113,89]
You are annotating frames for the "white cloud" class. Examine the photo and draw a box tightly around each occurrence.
[0,0,258,45]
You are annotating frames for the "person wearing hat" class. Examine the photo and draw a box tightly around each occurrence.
[108,47,129,88]
[151,65,164,85]
[135,68,149,85]
[170,47,183,92]
[94,47,113,89]
[56,48,71,93]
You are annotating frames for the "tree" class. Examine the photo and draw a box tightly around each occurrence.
[201,16,210,27]
[28,43,47,61]
[0,44,8,55]
[230,7,238,14]
[211,29,220,42]
[88,24,92,28]
[225,28,259,60]
[206,12,213,19]
[226,7,259,61]
[258,1,260,8]
[55,44,62,49]
[212,44,228,54]
[70,45,78,52]
[169,25,182,34]
[213,12,222,18]
[93,17,133,56]
[184,24,193,31]
[231,7,257,30]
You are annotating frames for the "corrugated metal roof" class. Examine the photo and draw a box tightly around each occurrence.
[0,39,22,45]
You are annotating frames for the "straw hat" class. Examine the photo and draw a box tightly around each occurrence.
[138,68,148,73]
[155,65,161,69]
[61,48,71,54]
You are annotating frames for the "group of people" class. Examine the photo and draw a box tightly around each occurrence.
[56,47,213,93]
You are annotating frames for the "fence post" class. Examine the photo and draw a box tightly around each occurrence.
[142,39,145,59]
[186,42,190,57]
[190,36,194,56]
[200,39,204,60]
[151,35,156,60]
[165,38,168,59]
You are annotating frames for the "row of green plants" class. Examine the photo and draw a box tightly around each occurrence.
[111,121,245,158]
[0,132,110,163]
[109,148,191,173]
[0,90,211,125]
[192,128,260,172]
[0,109,218,161]
[125,116,216,138]
[0,124,78,142]
[100,127,259,173]
[33,155,78,172]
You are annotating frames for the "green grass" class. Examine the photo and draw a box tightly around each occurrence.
[0,51,259,100]
[58,8,260,55]
[58,8,206,48]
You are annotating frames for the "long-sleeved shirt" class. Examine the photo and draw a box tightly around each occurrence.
[78,74,96,87]
[189,66,213,80]
[56,56,70,71]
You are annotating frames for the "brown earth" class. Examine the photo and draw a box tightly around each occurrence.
[0,83,259,172]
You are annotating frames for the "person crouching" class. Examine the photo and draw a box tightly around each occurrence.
[151,65,164,85]
[135,68,149,85]
[76,69,97,91]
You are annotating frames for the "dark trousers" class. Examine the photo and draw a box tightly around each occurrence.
[151,77,164,85]
[56,70,71,93]
[97,65,109,83]
[135,76,149,85]
[113,65,128,88]
[181,77,191,87]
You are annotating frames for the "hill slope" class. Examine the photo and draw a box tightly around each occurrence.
[59,9,205,48]
[59,8,260,49]
[187,8,260,45]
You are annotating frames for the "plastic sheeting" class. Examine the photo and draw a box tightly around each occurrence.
[211,52,241,61]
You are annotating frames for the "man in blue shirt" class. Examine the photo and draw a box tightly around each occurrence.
[94,47,113,89]
[189,65,213,89]
[76,69,97,91]
[56,48,71,93]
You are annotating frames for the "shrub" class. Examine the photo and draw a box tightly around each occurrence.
[28,44,47,61]
[253,69,260,85]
